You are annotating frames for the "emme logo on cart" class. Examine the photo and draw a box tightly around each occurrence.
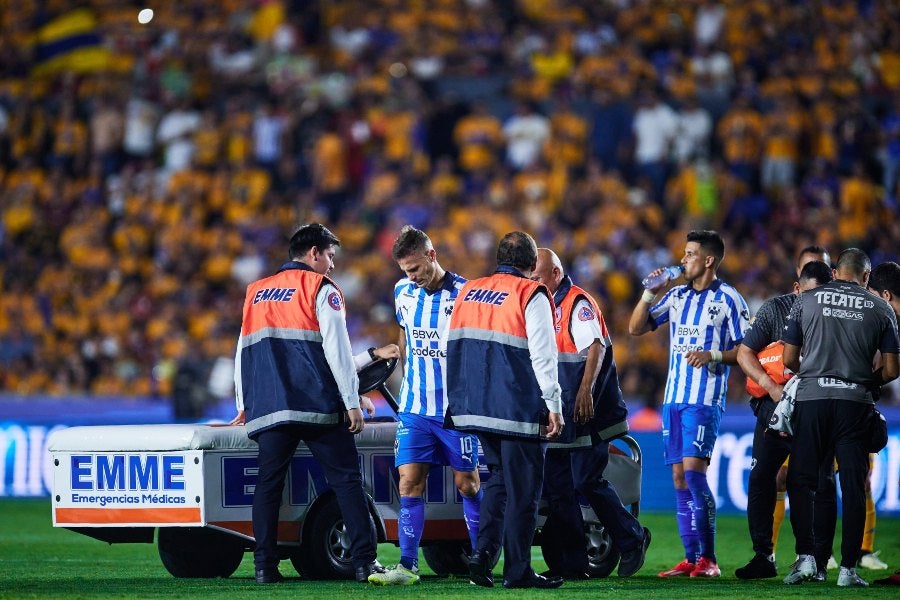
[68,454,186,504]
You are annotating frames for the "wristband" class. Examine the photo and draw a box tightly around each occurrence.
[367,347,377,361]
[641,289,657,304]
[709,349,722,363]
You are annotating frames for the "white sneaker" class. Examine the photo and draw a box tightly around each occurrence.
[368,564,420,585]
[827,555,838,570]
[837,566,869,587]
[859,551,888,570]
[784,554,817,585]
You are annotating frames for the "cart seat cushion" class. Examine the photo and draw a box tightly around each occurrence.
[48,421,399,452]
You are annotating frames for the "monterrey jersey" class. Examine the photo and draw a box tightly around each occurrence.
[394,271,466,417]
[649,279,750,408]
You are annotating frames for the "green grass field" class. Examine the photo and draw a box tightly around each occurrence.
[2,498,897,599]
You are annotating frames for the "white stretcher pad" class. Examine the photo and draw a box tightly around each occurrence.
[48,421,400,452]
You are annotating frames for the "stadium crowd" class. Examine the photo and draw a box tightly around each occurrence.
[1,0,899,410]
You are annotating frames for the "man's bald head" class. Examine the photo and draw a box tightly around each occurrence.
[533,248,564,293]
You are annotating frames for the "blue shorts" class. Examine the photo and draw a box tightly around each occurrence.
[662,403,722,465]
[395,413,479,472]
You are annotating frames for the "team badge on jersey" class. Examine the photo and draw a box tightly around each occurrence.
[328,292,342,311]
[578,305,595,321]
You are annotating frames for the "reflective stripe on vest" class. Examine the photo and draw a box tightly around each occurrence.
[447,273,551,439]
[240,267,344,435]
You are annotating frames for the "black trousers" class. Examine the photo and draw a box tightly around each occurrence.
[571,441,643,552]
[542,448,588,570]
[746,397,836,562]
[251,423,376,570]
[788,399,870,569]
[543,442,643,565]
[476,432,546,583]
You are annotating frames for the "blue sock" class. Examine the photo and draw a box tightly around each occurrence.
[462,488,483,551]
[675,488,700,562]
[684,470,716,562]
[399,496,424,570]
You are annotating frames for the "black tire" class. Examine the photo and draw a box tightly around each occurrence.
[157,527,245,578]
[585,522,620,578]
[540,520,619,579]
[292,495,375,580]
[422,541,472,576]
[423,541,501,577]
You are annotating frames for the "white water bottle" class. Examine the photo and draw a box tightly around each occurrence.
[641,265,684,289]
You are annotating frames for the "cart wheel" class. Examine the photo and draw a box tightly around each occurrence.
[292,495,376,580]
[423,541,501,576]
[584,522,620,578]
[422,541,471,576]
[157,527,245,578]
[540,520,619,579]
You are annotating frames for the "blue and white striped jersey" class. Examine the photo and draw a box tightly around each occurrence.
[650,279,750,408]
[394,272,466,417]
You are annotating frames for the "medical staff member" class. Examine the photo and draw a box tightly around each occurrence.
[445,231,564,589]
[533,248,651,579]
[233,223,389,584]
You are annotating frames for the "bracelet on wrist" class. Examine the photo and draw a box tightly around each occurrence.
[641,289,657,304]
[367,347,377,361]
[709,349,723,363]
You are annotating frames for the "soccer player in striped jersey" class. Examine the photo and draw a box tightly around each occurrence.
[368,226,482,586]
[629,230,750,579]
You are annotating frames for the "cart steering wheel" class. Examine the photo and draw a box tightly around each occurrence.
[356,357,399,413]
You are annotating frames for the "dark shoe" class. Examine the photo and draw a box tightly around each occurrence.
[469,551,494,588]
[503,571,564,589]
[542,569,589,580]
[872,571,900,586]
[735,553,777,579]
[618,527,652,577]
[355,560,385,583]
[255,567,285,584]
[813,567,826,582]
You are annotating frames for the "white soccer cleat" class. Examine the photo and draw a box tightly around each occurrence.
[827,555,838,570]
[859,551,888,570]
[784,554,816,585]
[838,566,869,587]
[368,564,420,586]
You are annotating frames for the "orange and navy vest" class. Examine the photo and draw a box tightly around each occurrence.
[238,261,344,437]
[446,266,552,439]
[552,276,628,446]
[745,341,793,398]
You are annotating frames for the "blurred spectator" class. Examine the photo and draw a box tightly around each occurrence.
[454,100,502,174]
[673,94,713,165]
[589,86,632,173]
[123,95,160,162]
[694,0,726,49]
[171,352,211,420]
[89,95,125,178]
[632,88,678,203]
[252,100,289,182]
[760,97,803,194]
[503,101,551,170]
[312,114,350,222]
[156,97,201,174]
[689,42,733,118]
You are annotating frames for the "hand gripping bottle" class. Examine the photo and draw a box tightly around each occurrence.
[641,265,684,289]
